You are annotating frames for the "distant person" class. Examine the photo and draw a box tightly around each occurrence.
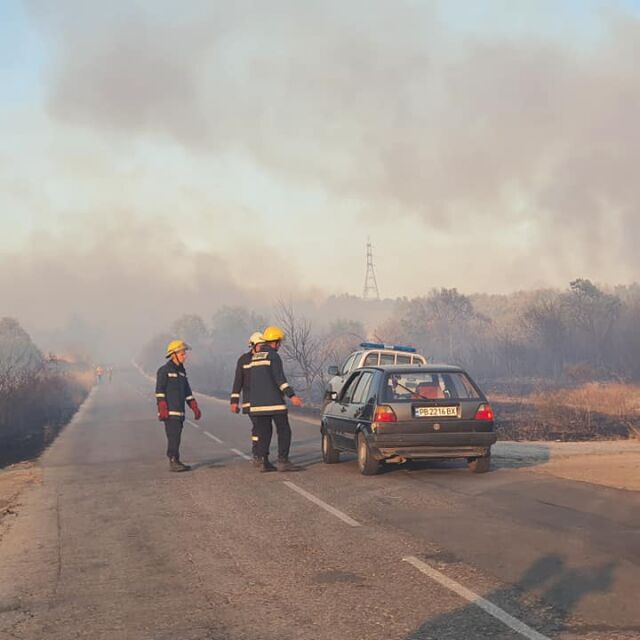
[230,332,266,467]
[155,340,202,472]
[107,367,113,383]
[248,326,303,472]
[95,366,103,385]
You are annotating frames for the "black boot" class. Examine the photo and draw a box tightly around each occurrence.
[169,457,190,472]
[277,458,301,472]
[259,457,277,473]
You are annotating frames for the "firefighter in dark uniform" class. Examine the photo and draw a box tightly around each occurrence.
[248,326,303,472]
[230,332,266,467]
[155,340,202,472]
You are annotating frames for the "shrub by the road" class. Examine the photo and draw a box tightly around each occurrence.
[0,318,92,467]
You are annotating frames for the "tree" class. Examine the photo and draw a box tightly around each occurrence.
[521,291,568,376]
[170,314,209,345]
[398,288,479,362]
[565,279,621,367]
[276,301,329,401]
[0,318,44,392]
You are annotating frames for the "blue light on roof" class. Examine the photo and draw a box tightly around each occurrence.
[360,342,417,353]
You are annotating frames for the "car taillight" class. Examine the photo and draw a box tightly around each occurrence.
[474,403,494,421]
[374,405,397,423]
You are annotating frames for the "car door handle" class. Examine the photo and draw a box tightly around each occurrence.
[340,406,347,413]
[354,408,363,418]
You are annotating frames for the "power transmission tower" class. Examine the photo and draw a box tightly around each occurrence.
[362,239,380,300]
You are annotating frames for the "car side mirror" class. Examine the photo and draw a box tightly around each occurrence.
[327,365,339,376]
[330,391,338,401]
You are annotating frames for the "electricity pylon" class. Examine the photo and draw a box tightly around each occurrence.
[362,239,380,300]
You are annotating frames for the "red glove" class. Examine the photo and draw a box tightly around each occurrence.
[157,400,169,421]
[230,403,240,414]
[188,399,202,420]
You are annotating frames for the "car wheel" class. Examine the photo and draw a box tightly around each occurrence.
[468,453,491,474]
[357,433,379,476]
[321,431,340,464]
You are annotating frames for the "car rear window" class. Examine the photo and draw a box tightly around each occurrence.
[382,372,481,401]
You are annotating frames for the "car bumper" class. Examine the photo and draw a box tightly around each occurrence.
[367,432,497,460]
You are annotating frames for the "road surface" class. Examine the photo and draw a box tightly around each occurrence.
[1,368,639,639]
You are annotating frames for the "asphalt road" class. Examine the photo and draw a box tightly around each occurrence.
[1,368,639,640]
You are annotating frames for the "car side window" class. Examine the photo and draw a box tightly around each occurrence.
[349,352,363,371]
[380,353,395,365]
[351,372,374,405]
[396,354,411,365]
[341,353,357,375]
[363,353,378,366]
[340,373,362,404]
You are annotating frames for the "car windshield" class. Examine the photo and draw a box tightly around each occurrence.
[382,372,481,402]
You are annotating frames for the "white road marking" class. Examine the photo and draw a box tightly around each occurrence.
[402,556,551,640]
[284,481,361,528]
[231,448,252,461]
[185,419,201,430]
[289,414,319,426]
[204,431,225,444]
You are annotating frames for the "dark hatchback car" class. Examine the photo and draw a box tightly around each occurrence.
[320,365,497,475]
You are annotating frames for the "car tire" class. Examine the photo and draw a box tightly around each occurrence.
[357,433,380,476]
[321,431,340,464]
[468,453,491,474]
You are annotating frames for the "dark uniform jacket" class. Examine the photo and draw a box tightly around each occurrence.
[155,359,195,419]
[247,344,295,416]
[230,350,253,414]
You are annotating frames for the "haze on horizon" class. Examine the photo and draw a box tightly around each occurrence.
[2,0,640,358]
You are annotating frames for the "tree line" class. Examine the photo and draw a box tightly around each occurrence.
[138,279,640,404]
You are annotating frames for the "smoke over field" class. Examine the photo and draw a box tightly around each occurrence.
[2,1,640,361]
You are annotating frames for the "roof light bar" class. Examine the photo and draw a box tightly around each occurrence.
[359,342,417,353]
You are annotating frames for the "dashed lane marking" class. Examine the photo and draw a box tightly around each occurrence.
[402,556,551,640]
[204,431,224,444]
[283,481,361,527]
[185,419,201,430]
[231,448,252,461]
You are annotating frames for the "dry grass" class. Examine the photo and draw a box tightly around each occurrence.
[531,383,640,418]
[490,382,640,441]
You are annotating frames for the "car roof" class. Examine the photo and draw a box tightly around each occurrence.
[362,364,465,374]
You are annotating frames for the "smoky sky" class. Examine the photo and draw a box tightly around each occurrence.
[4,1,640,358]
[35,1,640,255]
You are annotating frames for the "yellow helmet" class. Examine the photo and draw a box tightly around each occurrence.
[166,339,191,358]
[262,326,285,342]
[248,332,265,346]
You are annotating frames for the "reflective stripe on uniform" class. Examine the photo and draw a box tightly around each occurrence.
[168,373,179,378]
[251,436,259,441]
[279,383,290,391]
[242,364,252,369]
[168,411,185,417]
[230,393,240,399]
[242,402,250,408]
[186,395,195,401]
[250,404,287,413]
[249,360,271,367]
[155,393,166,398]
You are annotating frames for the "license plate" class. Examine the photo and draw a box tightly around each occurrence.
[414,406,459,418]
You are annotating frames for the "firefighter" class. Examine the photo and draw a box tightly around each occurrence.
[248,325,303,472]
[230,332,267,467]
[155,340,202,472]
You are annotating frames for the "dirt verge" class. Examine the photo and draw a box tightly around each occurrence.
[0,461,42,540]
